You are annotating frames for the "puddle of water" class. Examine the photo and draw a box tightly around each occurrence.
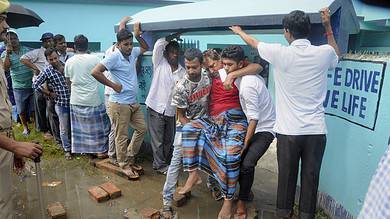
[11,158,278,219]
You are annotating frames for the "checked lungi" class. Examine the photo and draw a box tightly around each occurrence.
[70,104,110,154]
[182,108,247,199]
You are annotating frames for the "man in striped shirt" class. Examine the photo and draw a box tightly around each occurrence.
[1,30,34,136]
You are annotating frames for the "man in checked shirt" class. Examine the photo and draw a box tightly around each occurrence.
[33,47,71,159]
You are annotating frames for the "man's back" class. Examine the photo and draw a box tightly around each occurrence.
[257,39,338,135]
[65,53,101,106]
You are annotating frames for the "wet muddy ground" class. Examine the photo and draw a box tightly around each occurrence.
[12,142,280,219]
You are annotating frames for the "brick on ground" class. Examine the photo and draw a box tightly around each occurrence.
[88,186,109,202]
[47,202,66,219]
[140,208,160,219]
[99,182,122,199]
[95,159,131,180]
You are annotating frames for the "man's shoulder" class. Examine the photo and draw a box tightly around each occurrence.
[176,77,189,89]
[104,49,121,60]
[70,53,100,62]
[241,74,261,83]
[312,44,335,53]
[21,47,40,56]
[240,75,265,90]
[43,65,54,74]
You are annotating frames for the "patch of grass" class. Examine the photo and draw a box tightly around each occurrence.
[13,123,99,174]
[13,123,64,160]
[315,208,330,219]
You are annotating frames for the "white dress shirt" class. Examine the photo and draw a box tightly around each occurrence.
[145,38,185,117]
[257,39,338,135]
[235,75,275,135]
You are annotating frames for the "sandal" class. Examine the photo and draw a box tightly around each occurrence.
[161,206,174,219]
[121,167,140,180]
[64,152,73,160]
[96,153,108,159]
[130,164,143,172]
[22,129,30,137]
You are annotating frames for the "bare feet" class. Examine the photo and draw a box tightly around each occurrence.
[235,200,247,219]
[218,199,233,219]
[178,171,202,195]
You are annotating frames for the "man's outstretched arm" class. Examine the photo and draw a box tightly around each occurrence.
[320,7,341,58]
[134,21,149,54]
[230,26,260,49]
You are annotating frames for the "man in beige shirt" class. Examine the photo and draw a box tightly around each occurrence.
[0,2,43,218]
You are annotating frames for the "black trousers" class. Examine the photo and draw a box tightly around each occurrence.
[276,134,326,219]
[47,99,61,144]
[238,131,274,201]
[34,91,49,132]
[147,108,176,170]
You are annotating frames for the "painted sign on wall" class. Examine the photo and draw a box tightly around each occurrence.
[137,55,153,104]
[324,60,386,130]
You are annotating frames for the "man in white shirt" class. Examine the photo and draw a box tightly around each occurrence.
[65,34,110,158]
[234,74,275,219]
[145,34,185,174]
[230,8,340,219]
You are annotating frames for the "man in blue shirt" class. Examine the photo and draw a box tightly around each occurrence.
[92,22,148,179]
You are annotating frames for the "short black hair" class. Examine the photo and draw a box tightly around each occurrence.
[74,34,88,52]
[53,34,65,44]
[282,10,311,39]
[166,41,180,53]
[184,48,203,64]
[116,29,133,43]
[221,46,245,63]
[44,47,57,58]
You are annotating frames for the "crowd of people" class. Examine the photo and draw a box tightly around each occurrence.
[0,0,346,218]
